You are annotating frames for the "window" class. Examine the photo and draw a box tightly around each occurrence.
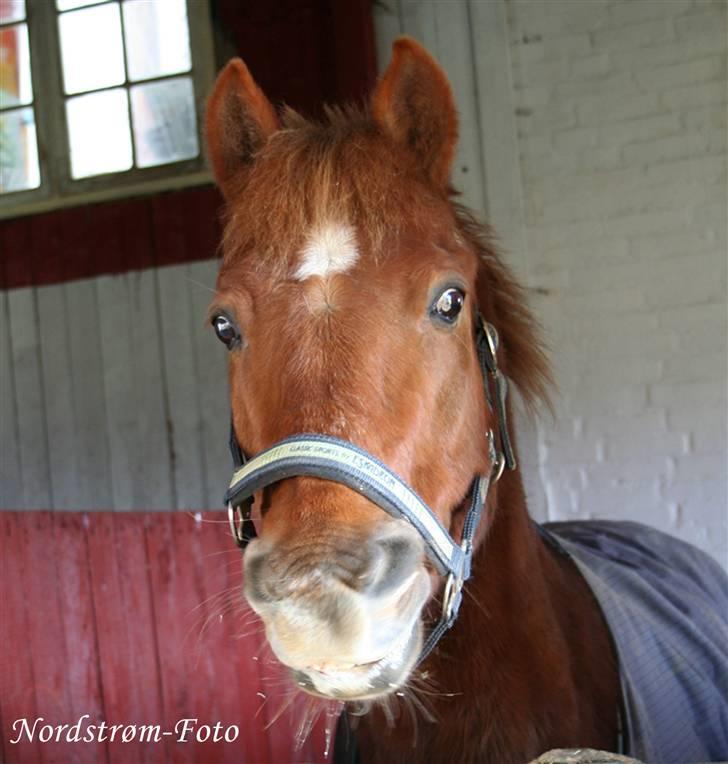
[0,0,214,217]
[0,1,40,194]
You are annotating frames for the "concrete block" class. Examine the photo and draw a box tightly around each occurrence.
[622,131,710,166]
[542,33,592,59]
[661,81,728,110]
[643,154,726,185]
[636,56,725,91]
[609,0,693,28]
[629,228,717,260]
[675,7,728,41]
[607,207,693,237]
[568,52,611,79]
[577,92,661,125]
[649,380,726,409]
[549,283,645,313]
[561,380,650,416]
[684,104,728,132]
[521,57,571,87]
[592,18,675,52]
[644,262,724,308]
[537,219,607,249]
[615,38,726,72]
[602,113,682,146]
[553,127,601,153]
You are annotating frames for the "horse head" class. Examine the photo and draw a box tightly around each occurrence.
[205,38,549,702]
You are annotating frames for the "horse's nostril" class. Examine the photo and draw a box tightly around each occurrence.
[242,525,423,607]
[243,543,281,606]
[368,524,423,597]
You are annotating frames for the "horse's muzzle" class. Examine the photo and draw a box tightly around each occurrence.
[242,520,430,698]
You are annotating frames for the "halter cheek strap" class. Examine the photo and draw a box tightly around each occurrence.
[225,314,515,664]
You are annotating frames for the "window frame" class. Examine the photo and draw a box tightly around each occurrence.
[0,0,216,220]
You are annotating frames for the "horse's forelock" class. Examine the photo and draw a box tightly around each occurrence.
[219,107,444,273]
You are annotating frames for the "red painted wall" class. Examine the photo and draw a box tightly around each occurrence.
[0,186,223,290]
[0,512,339,763]
[214,0,377,117]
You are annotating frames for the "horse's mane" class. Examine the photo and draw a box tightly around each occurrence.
[454,203,553,413]
[220,105,552,412]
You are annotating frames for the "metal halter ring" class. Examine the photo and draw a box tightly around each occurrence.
[484,321,499,359]
[487,429,506,483]
[228,502,246,548]
[491,453,505,483]
[442,571,462,622]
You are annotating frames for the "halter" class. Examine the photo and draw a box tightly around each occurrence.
[224,312,516,665]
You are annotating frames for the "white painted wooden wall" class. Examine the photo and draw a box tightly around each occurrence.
[0,260,230,510]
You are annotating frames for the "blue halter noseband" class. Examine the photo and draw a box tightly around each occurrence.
[225,313,515,664]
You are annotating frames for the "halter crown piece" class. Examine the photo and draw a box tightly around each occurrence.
[225,312,516,665]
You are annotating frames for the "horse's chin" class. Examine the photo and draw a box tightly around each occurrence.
[289,621,422,701]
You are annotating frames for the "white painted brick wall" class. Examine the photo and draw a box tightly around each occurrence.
[507,0,727,567]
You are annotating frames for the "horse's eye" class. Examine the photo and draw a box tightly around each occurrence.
[432,288,465,323]
[211,314,240,349]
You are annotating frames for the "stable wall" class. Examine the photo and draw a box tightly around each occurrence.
[374,0,727,568]
[2,0,725,568]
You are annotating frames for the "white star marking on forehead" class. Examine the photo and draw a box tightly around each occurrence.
[294,223,359,281]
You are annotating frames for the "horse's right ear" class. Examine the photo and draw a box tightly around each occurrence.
[205,58,279,198]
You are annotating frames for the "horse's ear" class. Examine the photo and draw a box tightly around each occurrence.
[205,58,279,198]
[371,37,458,189]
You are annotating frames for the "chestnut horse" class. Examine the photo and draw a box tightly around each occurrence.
[204,38,727,764]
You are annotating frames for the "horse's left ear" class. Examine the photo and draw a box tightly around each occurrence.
[371,37,458,189]
[205,58,280,198]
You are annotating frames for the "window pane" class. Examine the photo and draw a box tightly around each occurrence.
[0,23,32,108]
[66,88,133,178]
[0,106,39,193]
[130,76,198,168]
[0,0,25,24]
[123,0,191,82]
[58,4,125,94]
[56,0,106,10]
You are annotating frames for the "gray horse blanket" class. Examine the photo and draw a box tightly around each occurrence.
[545,521,728,763]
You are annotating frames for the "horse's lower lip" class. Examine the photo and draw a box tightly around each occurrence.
[291,623,421,700]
